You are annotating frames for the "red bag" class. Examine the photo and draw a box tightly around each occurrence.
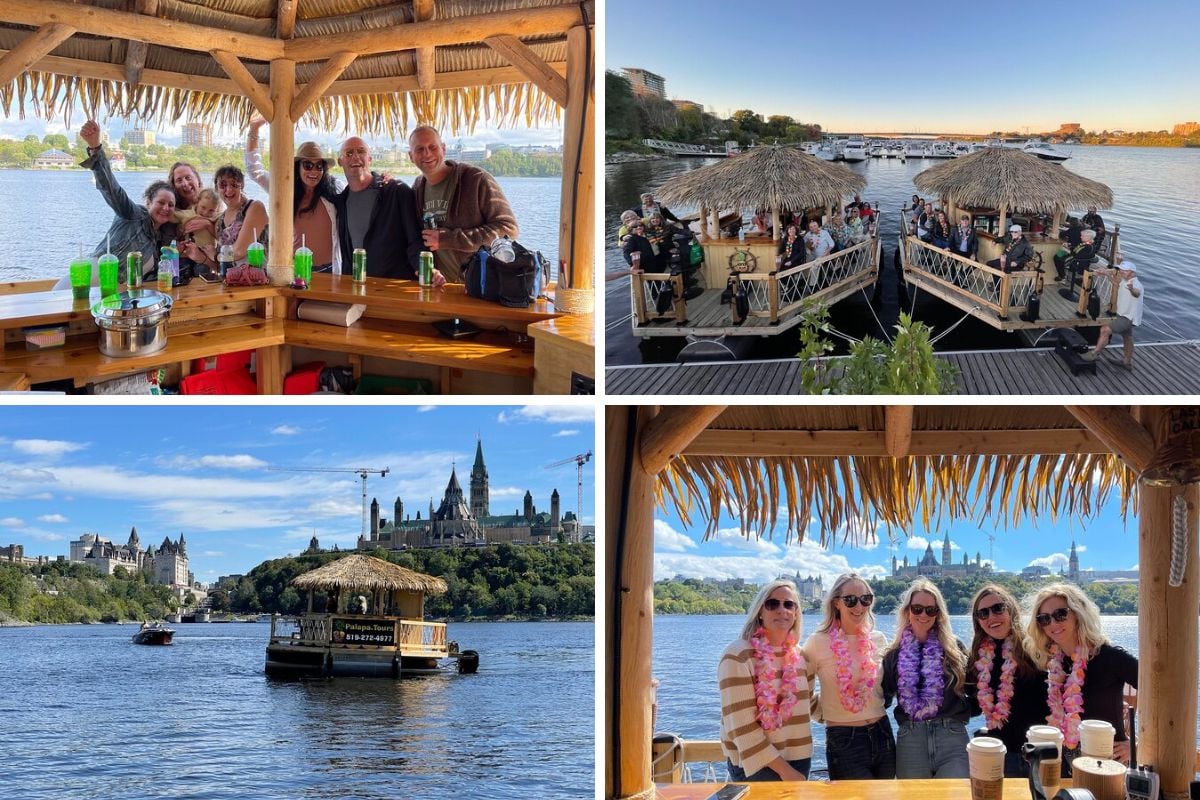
[224,265,269,286]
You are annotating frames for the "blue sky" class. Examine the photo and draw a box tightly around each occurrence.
[607,0,1199,134]
[0,404,595,582]
[653,483,1137,586]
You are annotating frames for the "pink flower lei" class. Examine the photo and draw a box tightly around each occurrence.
[1047,643,1088,748]
[897,626,944,721]
[828,623,876,713]
[749,627,805,731]
[975,637,1017,730]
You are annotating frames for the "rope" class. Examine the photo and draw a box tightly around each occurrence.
[650,732,684,783]
[1169,494,1189,588]
[929,306,982,346]
[855,285,891,343]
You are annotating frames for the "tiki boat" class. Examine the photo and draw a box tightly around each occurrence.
[606,405,1200,800]
[265,554,478,678]
[0,0,595,395]
[629,146,879,346]
[903,147,1120,342]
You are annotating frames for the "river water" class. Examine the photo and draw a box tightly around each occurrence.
[605,146,1200,364]
[652,613,1197,780]
[0,170,562,283]
[0,620,593,799]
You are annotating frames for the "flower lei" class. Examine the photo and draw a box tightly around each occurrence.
[1047,643,1088,748]
[828,623,876,713]
[897,626,944,721]
[975,637,1017,730]
[749,627,804,731]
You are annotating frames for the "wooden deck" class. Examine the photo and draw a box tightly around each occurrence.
[632,287,804,336]
[654,779,1065,800]
[605,341,1200,395]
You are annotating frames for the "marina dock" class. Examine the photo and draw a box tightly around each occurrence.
[605,340,1200,395]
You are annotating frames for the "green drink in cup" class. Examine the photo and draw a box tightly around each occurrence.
[247,229,265,268]
[293,235,312,285]
[69,252,93,301]
[98,252,120,298]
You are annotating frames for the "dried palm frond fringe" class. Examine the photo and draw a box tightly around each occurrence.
[292,554,449,594]
[658,453,1137,547]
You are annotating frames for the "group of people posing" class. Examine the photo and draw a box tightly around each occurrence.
[719,574,1137,783]
[77,118,518,286]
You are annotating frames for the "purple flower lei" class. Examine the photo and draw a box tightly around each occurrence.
[897,626,944,721]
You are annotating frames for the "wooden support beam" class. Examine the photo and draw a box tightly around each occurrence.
[639,405,727,475]
[283,2,590,61]
[683,428,1111,458]
[275,0,297,40]
[554,23,595,312]
[325,62,565,96]
[290,52,356,120]
[210,50,273,121]
[0,23,75,87]
[0,0,284,61]
[483,34,568,107]
[122,0,158,88]
[885,405,913,458]
[266,59,295,282]
[1066,405,1157,474]
[413,0,435,91]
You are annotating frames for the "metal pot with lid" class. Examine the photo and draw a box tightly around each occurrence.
[91,289,173,357]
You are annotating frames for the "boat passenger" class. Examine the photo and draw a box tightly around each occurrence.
[916,205,936,243]
[964,584,1048,778]
[243,116,343,273]
[1082,206,1106,250]
[410,125,518,283]
[75,119,182,284]
[929,211,954,250]
[1082,256,1143,369]
[881,579,971,779]
[803,221,835,261]
[1054,229,1096,283]
[644,214,672,264]
[334,137,436,283]
[986,225,1034,273]
[717,580,813,782]
[826,209,849,251]
[168,160,204,211]
[949,215,979,260]
[1027,582,1138,773]
[777,224,805,268]
[630,192,682,228]
[182,165,269,271]
[616,210,640,246]
[621,221,656,271]
[804,573,896,780]
[750,208,770,236]
[172,189,222,266]
[844,209,868,245]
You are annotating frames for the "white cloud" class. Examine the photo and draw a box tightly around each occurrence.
[12,439,86,457]
[197,454,268,470]
[497,405,595,424]
[654,536,888,588]
[271,425,300,435]
[417,406,436,413]
[654,519,697,553]
[1,517,23,527]
[710,526,781,555]
[1028,552,1069,570]
[553,429,579,437]
[906,536,931,550]
[37,514,68,523]
[203,551,225,558]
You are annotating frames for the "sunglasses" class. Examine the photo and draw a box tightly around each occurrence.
[909,603,939,618]
[764,598,798,611]
[1036,607,1071,627]
[300,160,327,171]
[974,602,1008,620]
[837,593,873,608]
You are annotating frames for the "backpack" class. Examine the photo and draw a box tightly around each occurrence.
[463,241,550,308]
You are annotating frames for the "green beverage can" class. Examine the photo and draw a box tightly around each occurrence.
[69,256,93,301]
[98,253,120,298]
[126,251,143,288]
[419,250,434,287]
[352,248,367,282]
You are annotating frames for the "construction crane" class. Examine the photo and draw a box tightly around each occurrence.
[545,451,592,534]
[268,465,390,538]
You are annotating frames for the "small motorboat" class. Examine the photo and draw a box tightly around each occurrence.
[132,622,175,645]
[1020,140,1071,161]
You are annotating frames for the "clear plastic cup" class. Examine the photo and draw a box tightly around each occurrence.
[293,245,312,284]
[69,257,93,301]
[97,253,120,298]
[246,241,265,268]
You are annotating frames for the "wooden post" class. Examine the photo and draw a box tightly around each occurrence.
[998,204,1008,240]
[698,204,707,238]
[768,274,779,324]
[554,23,594,314]
[631,273,647,326]
[998,273,1012,319]
[267,58,295,285]
[1076,271,1092,317]
[1133,406,1200,800]
[671,274,686,326]
[771,207,780,241]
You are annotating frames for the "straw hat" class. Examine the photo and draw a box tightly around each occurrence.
[294,141,331,166]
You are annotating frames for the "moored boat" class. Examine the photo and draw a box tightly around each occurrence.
[1021,140,1071,161]
[132,622,174,645]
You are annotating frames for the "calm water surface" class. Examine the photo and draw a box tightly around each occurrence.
[654,613,1197,779]
[606,146,1200,364]
[0,171,562,282]
[1,621,592,799]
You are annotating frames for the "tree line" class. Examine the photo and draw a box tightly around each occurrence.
[0,561,179,624]
[654,574,1139,616]
[212,542,594,620]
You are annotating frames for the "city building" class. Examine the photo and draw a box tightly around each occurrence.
[1057,123,1082,135]
[671,99,703,114]
[891,532,990,580]
[0,544,51,567]
[621,67,666,99]
[69,527,195,590]
[181,122,212,147]
[781,572,823,602]
[33,148,75,168]
[125,128,156,146]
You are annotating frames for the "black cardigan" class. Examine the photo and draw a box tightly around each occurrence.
[882,637,973,725]
[963,638,1049,755]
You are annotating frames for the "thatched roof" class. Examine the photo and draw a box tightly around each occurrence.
[654,146,867,212]
[0,0,590,136]
[913,147,1113,215]
[292,554,448,594]
[656,406,1137,544]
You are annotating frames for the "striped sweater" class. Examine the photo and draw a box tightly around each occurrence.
[718,638,813,777]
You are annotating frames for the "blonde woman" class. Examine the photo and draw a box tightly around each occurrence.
[964,584,1047,777]
[804,573,895,779]
[1027,583,1138,772]
[881,578,970,778]
[718,580,812,781]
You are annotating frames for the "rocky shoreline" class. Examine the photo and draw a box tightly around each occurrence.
[605,150,670,165]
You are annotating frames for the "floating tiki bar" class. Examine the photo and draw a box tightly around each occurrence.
[629,147,878,338]
[906,147,1120,331]
[0,0,594,394]
[605,405,1200,800]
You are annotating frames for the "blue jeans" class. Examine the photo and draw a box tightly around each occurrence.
[895,718,970,778]
[826,717,897,780]
[727,757,811,782]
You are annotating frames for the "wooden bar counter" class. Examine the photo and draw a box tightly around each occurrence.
[655,778,1051,800]
[0,274,594,394]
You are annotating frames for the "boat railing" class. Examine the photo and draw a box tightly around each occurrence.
[297,614,331,644]
[1077,269,1119,318]
[631,271,688,327]
[759,235,879,322]
[902,234,1037,320]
